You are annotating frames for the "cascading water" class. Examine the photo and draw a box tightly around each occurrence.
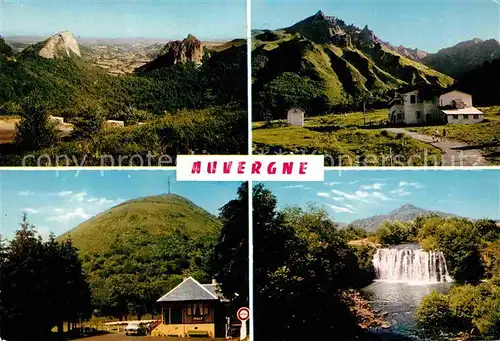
[372,245,452,283]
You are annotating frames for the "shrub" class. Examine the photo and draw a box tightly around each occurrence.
[415,291,453,334]
[15,99,58,150]
[448,285,481,329]
[71,106,106,140]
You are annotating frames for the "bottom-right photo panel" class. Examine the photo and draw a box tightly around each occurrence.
[253,170,500,341]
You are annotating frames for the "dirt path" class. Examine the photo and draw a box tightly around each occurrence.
[386,127,487,166]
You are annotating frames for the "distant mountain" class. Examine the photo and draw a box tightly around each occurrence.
[348,204,458,232]
[383,42,428,61]
[136,34,204,72]
[422,38,500,78]
[21,31,81,59]
[457,57,500,106]
[251,10,453,120]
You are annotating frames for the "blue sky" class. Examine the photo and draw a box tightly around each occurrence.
[0,170,242,240]
[259,170,500,224]
[1,0,246,40]
[252,0,500,52]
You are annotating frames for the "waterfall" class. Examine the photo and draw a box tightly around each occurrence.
[372,246,452,283]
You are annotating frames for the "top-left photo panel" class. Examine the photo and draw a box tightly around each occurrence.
[0,0,248,167]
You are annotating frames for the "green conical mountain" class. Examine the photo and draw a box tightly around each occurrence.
[252,11,454,120]
[59,194,221,255]
[57,194,221,317]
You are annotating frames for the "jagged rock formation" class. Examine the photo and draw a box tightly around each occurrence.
[136,34,204,72]
[32,31,81,59]
[0,36,14,57]
[382,42,428,61]
[422,38,500,78]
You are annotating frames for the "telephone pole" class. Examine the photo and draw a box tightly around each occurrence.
[168,177,171,194]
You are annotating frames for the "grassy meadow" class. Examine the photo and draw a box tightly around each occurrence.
[253,109,442,166]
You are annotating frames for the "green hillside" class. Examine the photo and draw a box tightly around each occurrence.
[252,11,454,121]
[0,33,248,164]
[57,194,221,318]
[59,194,220,255]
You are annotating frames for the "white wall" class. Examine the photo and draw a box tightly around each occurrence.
[287,109,304,126]
[447,114,484,124]
[439,91,473,108]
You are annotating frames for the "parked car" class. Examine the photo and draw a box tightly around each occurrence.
[125,322,146,336]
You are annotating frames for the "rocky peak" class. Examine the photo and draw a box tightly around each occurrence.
[36,31,80,59]
[136,34,204,72]
[161,34,204,65]
[359,25,379,44]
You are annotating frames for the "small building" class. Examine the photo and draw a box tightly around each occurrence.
[151,277,230,338]
[49,115,64,125]
[388,86,484,125]
[105,120,125,127]
[287,107,305,126]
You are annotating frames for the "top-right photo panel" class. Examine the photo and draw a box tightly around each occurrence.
[251,0,500,167]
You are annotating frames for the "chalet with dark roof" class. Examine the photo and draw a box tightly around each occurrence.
[151,276,230,338]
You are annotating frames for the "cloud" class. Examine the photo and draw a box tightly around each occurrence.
[22,208,39,214]
[326,182,343,186]
[47,208,91,223]
[317,192,330,198]
[391,187,411,197]
[71,192,87,202]
[398,181,421,189]
[331,189,375,203]
[327,204,355,214]
[87,197,116,205]
[18,190,35,196]
[51,191,73,197]
[360,183,384,190]
[283,184,311,190]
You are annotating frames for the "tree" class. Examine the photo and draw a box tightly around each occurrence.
[251,185,366,341]
[15,98,59,150]
[210,182,249,310]
[71,105,105,140]
[0,215,91,341]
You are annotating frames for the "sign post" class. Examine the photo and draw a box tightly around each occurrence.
[237,307,250,340]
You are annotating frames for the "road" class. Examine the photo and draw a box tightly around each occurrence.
[386,128,487,166]
[78,333,229,341]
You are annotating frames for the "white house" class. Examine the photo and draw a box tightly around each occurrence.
[287,107,305,126]
[388,87,484,125]
[438,90,484,124]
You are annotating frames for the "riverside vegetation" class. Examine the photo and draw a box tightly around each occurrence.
[350,215,500,340]
[0,33,247,165]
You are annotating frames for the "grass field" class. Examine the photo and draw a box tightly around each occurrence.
[253,109,442,166]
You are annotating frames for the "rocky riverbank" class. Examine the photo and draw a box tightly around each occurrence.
[346,290,391,330]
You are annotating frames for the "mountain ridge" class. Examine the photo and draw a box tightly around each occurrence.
[251,10,454,120]
[347,204,459,232]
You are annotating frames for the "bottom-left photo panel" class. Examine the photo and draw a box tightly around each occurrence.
[0,170,249,341]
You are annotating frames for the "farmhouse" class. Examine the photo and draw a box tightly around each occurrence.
[388,86,484,125]
[151,277,230,338]
[287,107,305,126]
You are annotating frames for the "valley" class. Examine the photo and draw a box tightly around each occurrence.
[0,32,247,165]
